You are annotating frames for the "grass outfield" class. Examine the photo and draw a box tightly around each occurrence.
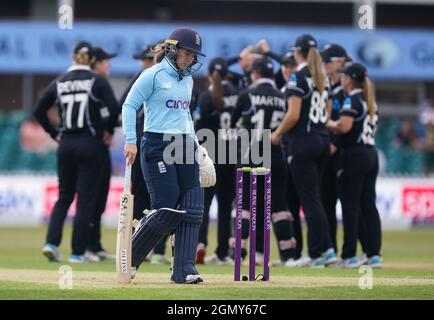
[0,225,433,300]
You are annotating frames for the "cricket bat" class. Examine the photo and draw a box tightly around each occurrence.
[116,164,134,284]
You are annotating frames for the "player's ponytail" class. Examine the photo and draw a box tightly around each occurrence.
[307,47,326,92]
[153,43,165,63]
[363,77,376,118]
[74,52,91,65]
[210,71,225,112]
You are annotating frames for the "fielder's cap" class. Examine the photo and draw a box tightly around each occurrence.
[133,45,154,60]
[93,47,117,61]
[73,41,94,58]
[166,27,206,57]
[321,44,351,63]
[292,34,317,53]
[208,57,228,77]
[337,63,368,82]
[252,57,274,78]
[281,51,296,66]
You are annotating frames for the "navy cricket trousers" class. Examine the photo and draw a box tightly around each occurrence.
[140,132,200,210]
[46,135,105,255]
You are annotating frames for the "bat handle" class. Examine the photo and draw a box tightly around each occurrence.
[124,163,132,194]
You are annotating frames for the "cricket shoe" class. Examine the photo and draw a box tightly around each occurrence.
[358,253,369,265]
[83,250,100,262]
[282,258,296,267]
[150,254,171,265]
[309,257,326,268]
[271,259,284,267]
[68,253,100,263]
[327,258,343,269]
[170,273,204,284]
[196,243,206,264]
[368,255,382,268]
[85,250,116,262]
[283,256,309,267]
[341,257,362,269]
[287,256,325,268]
[255,252,264,266]
[204,254,233,265]
[323,248,338,266]
[95,250,116,262]
[185,274,204,284]
[42,244,63,262]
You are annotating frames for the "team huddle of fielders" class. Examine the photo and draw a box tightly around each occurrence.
[195,33,382,272]
[34,27,382,284]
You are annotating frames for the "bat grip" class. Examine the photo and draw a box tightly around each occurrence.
[124,163,132,194]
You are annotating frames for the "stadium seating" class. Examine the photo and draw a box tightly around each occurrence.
[0,111,57,173]
[376,118,425,175]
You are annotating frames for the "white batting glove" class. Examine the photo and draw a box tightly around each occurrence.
[198,145,216,188]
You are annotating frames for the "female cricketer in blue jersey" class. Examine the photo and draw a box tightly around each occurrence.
[122,28,216,284]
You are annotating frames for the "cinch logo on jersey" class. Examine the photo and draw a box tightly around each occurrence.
[165,99,190,110]
[57,79,93,94]
[249,94,286,108]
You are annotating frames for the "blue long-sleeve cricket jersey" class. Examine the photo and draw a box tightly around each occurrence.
[122,57,196,144]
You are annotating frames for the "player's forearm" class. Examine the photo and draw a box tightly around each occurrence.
[226,56,240,66]
[34,112,58,139]
[33,99,58,139]
[327,119,351,134]
[275,111,298,137]
[266,51,283,64]
[122,105,137,144]
[230,107,242,128]
[105,97,121,133]
[335,122,351,134]
[326,99,332,120]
